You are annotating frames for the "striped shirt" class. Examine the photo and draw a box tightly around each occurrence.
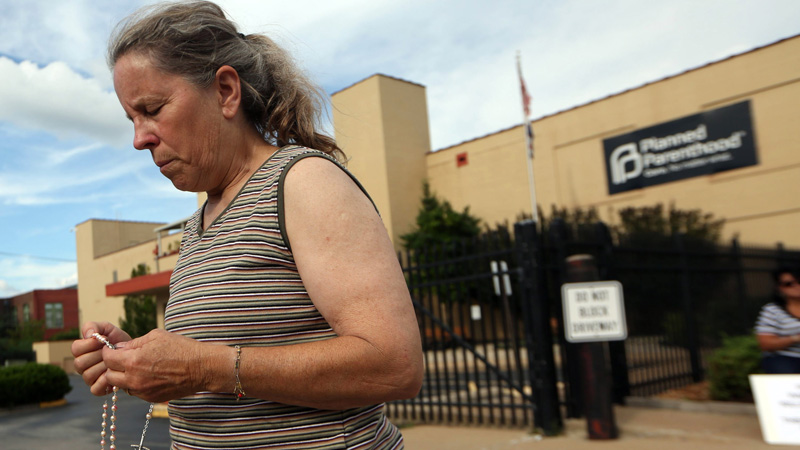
[164,146,403,449]
[755,302,800,358]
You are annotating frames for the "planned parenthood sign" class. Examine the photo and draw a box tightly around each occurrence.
[603,101,758,195]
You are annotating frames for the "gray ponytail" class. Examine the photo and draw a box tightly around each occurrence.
[108,1,343,160]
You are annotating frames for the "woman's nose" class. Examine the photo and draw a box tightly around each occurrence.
[132,123,159,150]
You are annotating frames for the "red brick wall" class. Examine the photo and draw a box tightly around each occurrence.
[12,288,79,340]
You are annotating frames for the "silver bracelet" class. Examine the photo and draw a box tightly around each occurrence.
[233,345,246,400]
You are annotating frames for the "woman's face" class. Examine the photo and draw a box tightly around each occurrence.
[113,52,227,193]
[778,272,800,300]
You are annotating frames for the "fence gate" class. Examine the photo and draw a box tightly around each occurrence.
[387,222,561,435]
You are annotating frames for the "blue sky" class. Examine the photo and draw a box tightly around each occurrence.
[1,0,799,296]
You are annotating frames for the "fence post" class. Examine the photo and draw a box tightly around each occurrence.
[549,219,582,419]
[674,233,703,382]
[564,254,619,440]
[594,222,630,404]
[514,220,562,435]
[730,238,749,332]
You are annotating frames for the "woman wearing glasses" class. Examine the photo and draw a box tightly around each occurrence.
[755,266,800,373]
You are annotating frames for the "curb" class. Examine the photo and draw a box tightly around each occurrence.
[560,398,763,444]
[0,397,68,416]
[39,398,67,409]
[152,402,170,418]
[625,396,757,416]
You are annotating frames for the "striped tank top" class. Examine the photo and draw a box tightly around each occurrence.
[164,145,404,449]
[755,302,800,358]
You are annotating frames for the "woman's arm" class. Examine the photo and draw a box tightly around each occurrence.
[245,155,424,408]
[102,156,423,409]
[757,333,800,352]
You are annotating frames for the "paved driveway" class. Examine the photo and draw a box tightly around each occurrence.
[0,374,171,450]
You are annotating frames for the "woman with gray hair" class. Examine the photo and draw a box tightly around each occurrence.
[71,2,423,448]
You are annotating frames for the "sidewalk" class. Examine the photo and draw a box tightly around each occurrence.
[400,398,780,449]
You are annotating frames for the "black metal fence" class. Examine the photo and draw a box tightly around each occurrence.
[386,223,561,433]
[386,220,800,429]
[387,227,535,427]
[544,220,800,409]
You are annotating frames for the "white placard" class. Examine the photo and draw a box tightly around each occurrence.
[470,305,482,321]
[561,281,627,343]
[490,261,512,296]
[750,374,800,445]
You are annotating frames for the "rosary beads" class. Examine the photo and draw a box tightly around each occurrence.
[100,386,118,449]
[92,333,154,450]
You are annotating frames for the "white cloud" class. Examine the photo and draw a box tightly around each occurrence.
[0,149,151,206]
[0,280,20,298]
[0,0,127,72]
[0,57,132,148]
[419,0,800,149]
[45,142,105,166]
[0,257,77,297]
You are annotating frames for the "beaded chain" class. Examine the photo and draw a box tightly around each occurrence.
[100,386,118,449]
[92,333,154,450]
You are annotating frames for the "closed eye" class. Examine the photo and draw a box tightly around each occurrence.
[145,105,163,116]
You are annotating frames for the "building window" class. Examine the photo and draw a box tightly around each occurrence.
[45,303,64,329]
[22,304,31,322]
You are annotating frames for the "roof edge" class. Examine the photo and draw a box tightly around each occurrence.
[433,33,800,153]
[331,73,426,96]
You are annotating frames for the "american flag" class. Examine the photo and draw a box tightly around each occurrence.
[517,57,534,159]
[519,65,532,117]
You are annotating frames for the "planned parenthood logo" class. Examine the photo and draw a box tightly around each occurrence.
[603,101,758,195]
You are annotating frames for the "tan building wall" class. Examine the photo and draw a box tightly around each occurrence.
[427,128,534,228]
[332,74,431,245]
[335,35,800,248]
[33,340,75,373]
[75,219,181,328]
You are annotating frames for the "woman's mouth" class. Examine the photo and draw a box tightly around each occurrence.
[156,159,175,174]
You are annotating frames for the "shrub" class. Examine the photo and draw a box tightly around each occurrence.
[48,328,80,341]
[0,337,36,363]
[707,335,762,402]
[119,263,157,338]
[0,363,72,407]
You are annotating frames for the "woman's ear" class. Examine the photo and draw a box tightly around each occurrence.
[214,65,242,119]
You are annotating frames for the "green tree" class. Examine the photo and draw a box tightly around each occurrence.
[614,203,724,248]
[10,319,45,343]
[119,264,157,338]
[540,205,601,241]
[0,319,44,362]
[400,181,482,305]
[401,181,481,251]
[608,203,726,341]
[534,202,727,340]
[532,202,723,247]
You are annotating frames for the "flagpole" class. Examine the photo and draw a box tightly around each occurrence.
[517,52,539,224]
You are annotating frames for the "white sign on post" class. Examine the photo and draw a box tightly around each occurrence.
[750,374,800,445]
[561,281,627,343]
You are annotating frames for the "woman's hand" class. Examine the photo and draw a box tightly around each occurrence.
[101,328,227,403]
[71,322,132,396]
